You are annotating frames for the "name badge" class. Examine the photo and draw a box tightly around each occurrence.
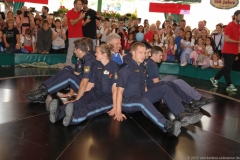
[135,70,139,72]
[104,70,110,75]
[97,67,102,70]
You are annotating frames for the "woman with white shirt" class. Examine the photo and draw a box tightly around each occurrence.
[51,19,66,53]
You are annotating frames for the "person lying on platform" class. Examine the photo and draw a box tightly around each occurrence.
[108,42,203,136]
[25,38,96,103]
[48,44,119,126]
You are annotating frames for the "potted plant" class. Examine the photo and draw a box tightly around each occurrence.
[58,6,68,17]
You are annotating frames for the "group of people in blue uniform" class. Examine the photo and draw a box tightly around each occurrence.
[25,33,212,137]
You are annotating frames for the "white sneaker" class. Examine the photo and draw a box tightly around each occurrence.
[180,61,187,67]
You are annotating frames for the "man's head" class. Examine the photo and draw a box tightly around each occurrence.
[198,21,204,30]
[233,10,240,23]
[74,38,89,58]
[216,23,223,34]
[180,19,186,28]
[133,19,138,27]
[151,46,163,63]
[172,23,178,31]
[156,20,161,28]
[83,37,93,51]
[42,6,49,14]
[74,0,83,11]
[203,20,207,26]
[106,33,121,53]
[131,42,146,65]
[142,41,152,59]
[81,0,88,10]
[149,24,157,33]
[118,19,124,27]
[62,18,68,28]
[165,20,170,27]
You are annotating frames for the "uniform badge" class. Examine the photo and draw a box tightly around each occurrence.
[135,70,139,72]
[97,67,102,70]
[114,73,118,80]
[84,66,90,73]
[104,70,110,75]
[109,73,113,79]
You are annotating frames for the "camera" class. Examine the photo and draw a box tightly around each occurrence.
[16,10,22,15]
[30,8,35,12]
[24,11,30,17]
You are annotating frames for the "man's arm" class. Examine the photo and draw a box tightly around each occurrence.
[224,35,240,43]
[152,78,160,83]
[69,12,85,26]
[114,87,127,121]
[74,78,89,101]
[108,83,117,116]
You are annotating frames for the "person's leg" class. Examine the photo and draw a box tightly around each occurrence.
[63,93,112,126]
[222,54,236,87]
[161,75,177,82]
[49,90,97,123]
[92,39,96,50]
[122,96,181,136]
[173,79,202,100]
[66,38,78,66]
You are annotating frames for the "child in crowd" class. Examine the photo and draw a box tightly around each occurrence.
[138,25,144,33]
[0,30,5,52]
[166,36,176,62]
[36,19,52,54]
[3,19,21,53]
[152,33,163,47]
[32,18,41,42]
[20,28,36,53]
[190,37,207,66]
[210,53,224,69]
[161,45,167,62]
[174,28,184,62]
[124,33,134,55]
[180,31,194,66]
[51,19,66,53]
[162,25,174,44]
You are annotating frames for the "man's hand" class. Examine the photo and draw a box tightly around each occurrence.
[108,107,116,116]
[79,12,86,19]
[235,56,239,61]
[85,18,91,24]
[114,112,127,121]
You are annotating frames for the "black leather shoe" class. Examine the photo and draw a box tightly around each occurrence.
[49,99,61,123]
[25,84,48,103]
[190,97,213,108]
[178,111,203,127]
[63,103,74,127]
[182,102,200,113]
[164,120,181,137]
[25,84,46,96]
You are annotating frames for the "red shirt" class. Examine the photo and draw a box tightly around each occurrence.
[222,21,240,55]
[144,31,157,43]
[67,8,83,38]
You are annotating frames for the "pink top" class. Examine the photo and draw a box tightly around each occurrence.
[16,14,32,35]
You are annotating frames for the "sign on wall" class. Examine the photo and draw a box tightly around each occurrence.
[210,0,239,9]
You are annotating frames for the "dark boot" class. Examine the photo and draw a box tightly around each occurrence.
[164,120,181,137]
[182,102,200,113]
[63,102,74,127]
[25,84,46,96]
[178,111,203,127]
[49,99,61,123]
[191,97,214,108]
[25,84,48,103]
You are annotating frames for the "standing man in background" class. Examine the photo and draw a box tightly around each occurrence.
[66,0,85,66]
[81,0,101,50]
[210,10,240,92]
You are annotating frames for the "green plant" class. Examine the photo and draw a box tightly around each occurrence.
[115,13,121,18]
[58,6,68,14]
[131,13,137,19]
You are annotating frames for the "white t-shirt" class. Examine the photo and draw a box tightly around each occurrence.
[20,35,36,44]
[180,39,195,46]
[153,42,164,47]
[210,59,223,67]
[165,44,177,51]
[206,45,214,56]
[101,27,111,42]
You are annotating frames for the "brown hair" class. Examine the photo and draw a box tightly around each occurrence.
[74,0,82,5]
[151,46,163,55]
[74,39,88,53]
[6,19,14,27]
[83,37,93,50]
[42,19,49,26]
[152,33,161,46]
[25,28,32,36]
[131,42,146,52]
[97,44,113,60]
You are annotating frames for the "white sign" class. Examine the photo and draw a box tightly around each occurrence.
[210,0,239,9]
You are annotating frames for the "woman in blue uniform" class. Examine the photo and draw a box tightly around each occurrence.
[48,43,119,126]
[25,38,96,103]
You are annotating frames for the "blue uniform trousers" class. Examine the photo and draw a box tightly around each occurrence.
[143,84,185,117]
[150,81,193,104]
[43,66,81,94]
[56,89,112,124]
[121,96,167,132]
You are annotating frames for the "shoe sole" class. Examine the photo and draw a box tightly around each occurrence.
[63,103,74,127]
[49,99,59,123]
[25,94,45,103]
[210,78,218,88]
[172,121,181,137]
[181,113,203,127]
[226,89,237,92]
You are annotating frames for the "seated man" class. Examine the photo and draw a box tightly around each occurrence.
[109,42,203,136]
[25,38,96,103]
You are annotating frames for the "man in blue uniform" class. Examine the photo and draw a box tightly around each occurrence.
[146,45,212,105]
[110,42,203,136]
[48,44,119,126]
[25,38,96,103]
